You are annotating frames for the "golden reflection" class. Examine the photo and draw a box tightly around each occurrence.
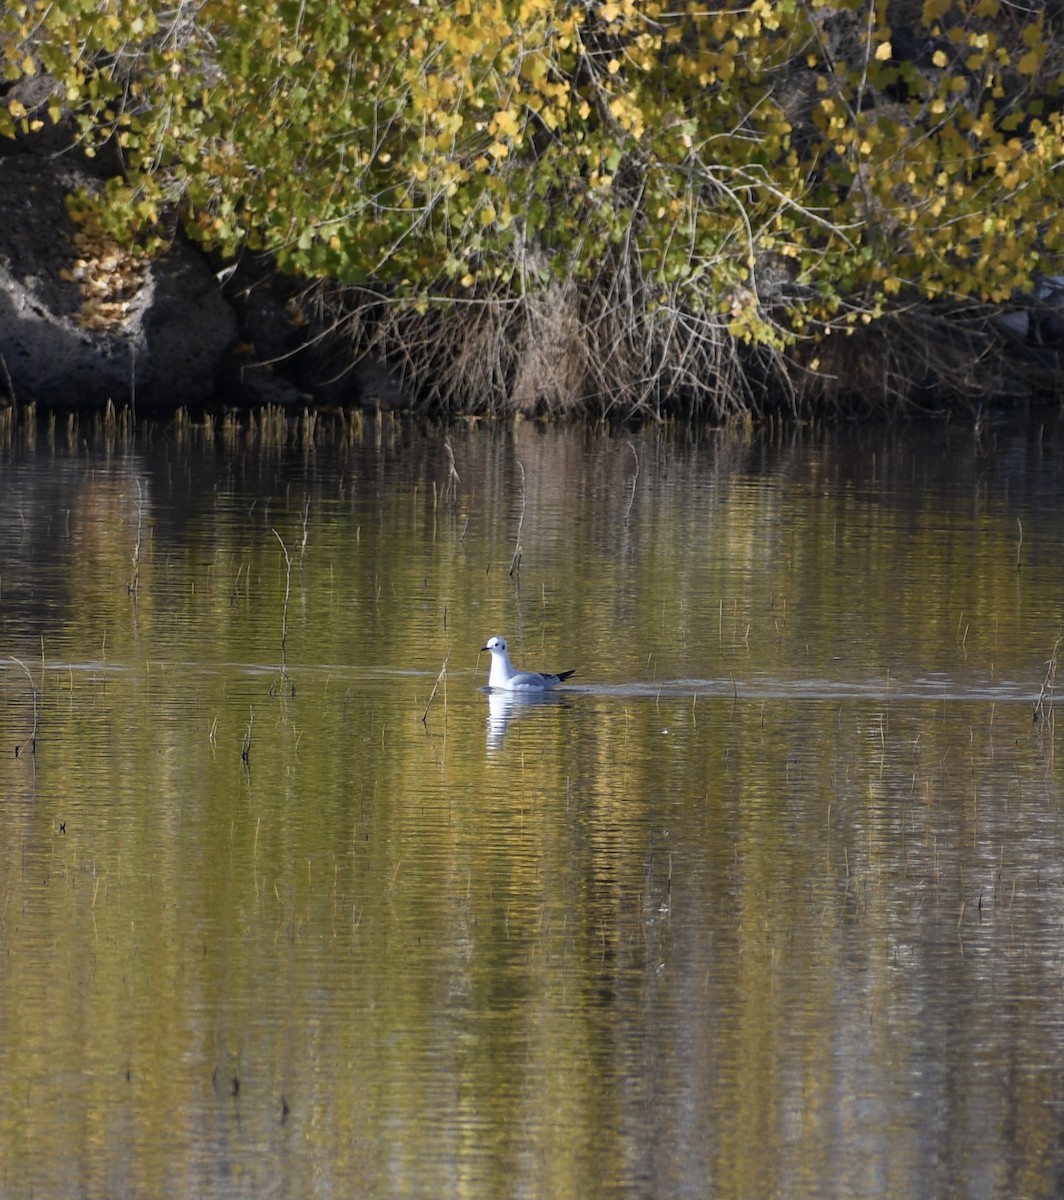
[0,421,1062,1197]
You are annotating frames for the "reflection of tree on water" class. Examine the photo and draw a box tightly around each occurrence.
[486,688,571,751]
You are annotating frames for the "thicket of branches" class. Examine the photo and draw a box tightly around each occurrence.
[2,0,1064,418]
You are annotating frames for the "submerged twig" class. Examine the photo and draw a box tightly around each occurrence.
[128,478,144,596]
[624,440,640,526]
[421,655,449,726]
[1033,632,1062,728]
[509,460,525,578]
[443,440,460,501]
[11,656,38,757]
[272,528,293,676]
[241,707,254,764]
[299,499,311,570]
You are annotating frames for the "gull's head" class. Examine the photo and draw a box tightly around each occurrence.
[482,635,506,655]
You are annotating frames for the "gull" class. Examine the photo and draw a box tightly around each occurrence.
[481,635,575,691]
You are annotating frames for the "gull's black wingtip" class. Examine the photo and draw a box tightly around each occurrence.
[556,670,576,683]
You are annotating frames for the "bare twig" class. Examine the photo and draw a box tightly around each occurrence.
[129,340,136,425]
[0,352,17,413]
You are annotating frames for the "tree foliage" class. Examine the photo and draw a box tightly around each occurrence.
[2,0,1064,407]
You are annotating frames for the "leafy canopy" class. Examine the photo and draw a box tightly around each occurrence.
[2,0,1063,347]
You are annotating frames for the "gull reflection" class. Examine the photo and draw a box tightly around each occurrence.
[486,688,570,749]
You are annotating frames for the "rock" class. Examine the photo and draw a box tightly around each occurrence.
[137,237,239,412]
[0,153,236,411]
[219,355,309,408]
[352,355,411,409]
[995,276,1064,347]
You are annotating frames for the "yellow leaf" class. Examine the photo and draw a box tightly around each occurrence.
[491,109,520,138]
[20,56,36,77]
[6,99,26,119]
[1022,22,1045,48]
[932,49,948,67]
[874,41,892,61]
[1018,50,1041,75]
[922,0,951,20]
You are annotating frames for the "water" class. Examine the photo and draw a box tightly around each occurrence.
[1,414,1063,1198]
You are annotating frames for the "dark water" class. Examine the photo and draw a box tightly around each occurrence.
[1,414,1063,1198]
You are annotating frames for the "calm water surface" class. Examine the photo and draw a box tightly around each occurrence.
[1,414,1064,1198]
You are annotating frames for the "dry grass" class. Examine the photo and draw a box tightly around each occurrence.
[297,274,795,423]
[788,305,1023,418]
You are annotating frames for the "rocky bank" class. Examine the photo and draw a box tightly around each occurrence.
[0,133,408,415]
[2,120,1063,420]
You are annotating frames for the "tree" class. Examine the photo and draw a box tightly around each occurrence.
[3,0,1063,416]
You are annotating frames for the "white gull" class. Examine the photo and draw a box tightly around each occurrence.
[481,635,574,691]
